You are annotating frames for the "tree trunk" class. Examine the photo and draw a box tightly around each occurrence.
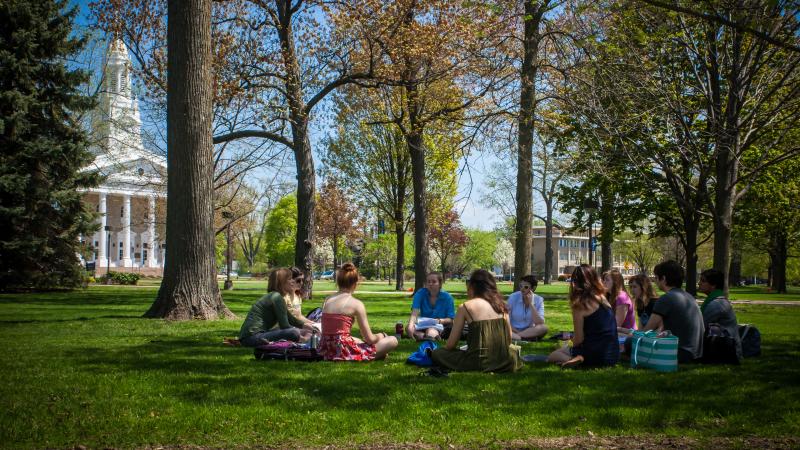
[146,0,233,320]
[728,235,742,288]
[394,219,405,291]
[408,128,429,289]
[544,202,553,284]
[513,0,543,290]
[332,232,339,269]
[600,200,614,273]
[276,0,315,296]
[683,215,700,296]
[769,229,787,294]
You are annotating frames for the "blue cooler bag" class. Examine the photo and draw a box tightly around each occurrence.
[630,330,678,372]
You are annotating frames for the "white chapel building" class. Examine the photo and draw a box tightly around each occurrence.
[81,40,166,275]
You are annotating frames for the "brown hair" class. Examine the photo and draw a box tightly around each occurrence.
[336,262,359,291]
[427,272,444,285]
[570,264,610,311]
[602,269,627,309]
[267,268,294,296]
[630,274,658,314]
[467,269,507,314]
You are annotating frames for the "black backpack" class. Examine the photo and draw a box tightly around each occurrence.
[738,324,761,358]
[254,341,322,362]
[702,324,740,365]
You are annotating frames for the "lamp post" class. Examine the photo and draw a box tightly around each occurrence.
[583,199,599,269]
[222,211,234,290]
[104,225,112,284]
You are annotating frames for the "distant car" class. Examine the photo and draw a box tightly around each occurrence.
[217,270,238,279]
[319,270,335,280]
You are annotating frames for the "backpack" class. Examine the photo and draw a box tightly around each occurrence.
[701,323,740,365]
[306,307,323,322]
[406,341,438,367]
[738,324,762,358]
[254,340,322,362]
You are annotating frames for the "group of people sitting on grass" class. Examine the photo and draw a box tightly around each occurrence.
[238,259,741,372]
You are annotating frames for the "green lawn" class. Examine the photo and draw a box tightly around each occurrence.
[1,285,799,448]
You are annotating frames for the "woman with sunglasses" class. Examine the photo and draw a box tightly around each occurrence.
[287,267,317,328]
[430,269,522,372]
[238,267,316,347]
[506,275,548,341]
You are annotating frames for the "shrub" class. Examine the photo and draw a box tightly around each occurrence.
[104,271,140,285]
[557,274,567,282]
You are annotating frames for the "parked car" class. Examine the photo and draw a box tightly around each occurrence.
[318,270,335,280]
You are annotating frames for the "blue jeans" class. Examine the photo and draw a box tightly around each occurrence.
[241,327,302,347]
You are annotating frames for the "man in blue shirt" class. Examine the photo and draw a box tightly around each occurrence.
[406,272,456,340]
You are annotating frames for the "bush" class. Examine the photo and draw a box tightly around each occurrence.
[104,271,140,285]
[557,274,567,282]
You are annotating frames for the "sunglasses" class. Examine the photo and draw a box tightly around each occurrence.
[521,285,531,290]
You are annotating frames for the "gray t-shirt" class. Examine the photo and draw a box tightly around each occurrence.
[653,288,704,361]
[703,297,743,361]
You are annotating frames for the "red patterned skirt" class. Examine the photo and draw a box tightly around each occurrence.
[319,334,377,361]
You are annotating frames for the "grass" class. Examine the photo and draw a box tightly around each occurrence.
[1,285,799,448]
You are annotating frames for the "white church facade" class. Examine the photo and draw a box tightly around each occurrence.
[81,40,166,275]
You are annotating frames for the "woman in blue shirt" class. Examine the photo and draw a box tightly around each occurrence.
[406,272,456,340]
[506,274,548,341]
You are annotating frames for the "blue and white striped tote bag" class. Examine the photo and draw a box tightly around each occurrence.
[631,330,679,372]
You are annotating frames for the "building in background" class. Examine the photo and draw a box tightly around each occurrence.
[80,40,166,275]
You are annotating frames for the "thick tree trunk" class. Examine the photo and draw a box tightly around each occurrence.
[394,219,405,291]
[294,139,315,296]
[409,130,429,289]
[514,1,543,290]
[146,0,233,320]
[769,229,787,294]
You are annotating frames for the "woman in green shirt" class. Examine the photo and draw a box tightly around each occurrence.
[239,268,315,347]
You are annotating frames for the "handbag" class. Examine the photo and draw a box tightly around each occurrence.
[406,341,438,367]
[630,330,678,372]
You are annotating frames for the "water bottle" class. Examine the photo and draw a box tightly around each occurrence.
[395,321,404,339]
[309,331,319,349]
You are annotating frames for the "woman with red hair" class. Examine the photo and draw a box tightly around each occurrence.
[548,264,619,368]
[319,263,398,361]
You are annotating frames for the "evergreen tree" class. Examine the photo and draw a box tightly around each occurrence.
[0,0,100,290]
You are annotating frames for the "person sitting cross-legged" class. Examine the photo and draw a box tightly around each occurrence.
[506,275,548,341]
[548,265,619,368]
[319,263,398,361]
[238,268,315,347]
[430,269,523,373]
[642,260,704,363]
[698,268,742,363]
[406,272,456,341]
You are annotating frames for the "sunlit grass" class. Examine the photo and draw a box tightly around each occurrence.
[0,285,798,448]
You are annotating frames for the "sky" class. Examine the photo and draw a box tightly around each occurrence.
[69,0,509,231]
